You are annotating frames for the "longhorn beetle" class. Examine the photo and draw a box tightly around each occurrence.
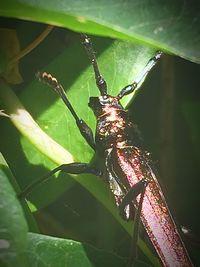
[20,34,193,266]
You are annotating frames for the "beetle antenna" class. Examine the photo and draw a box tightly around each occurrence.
[81,33,107,96]
[36,71,80,121]
[36,71,96,149]
[118,51,162,99]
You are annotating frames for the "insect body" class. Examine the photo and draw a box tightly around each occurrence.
[89,92,193,267]
[21,34,193,267]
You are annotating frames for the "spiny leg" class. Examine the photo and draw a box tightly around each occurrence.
[106,149,148,262]
[119,179,148,219]
[117,51,162,99]
[130,181,147,265]
[36,72,96,150]
[119,179,148,265]
[19,163,102,199]
[80,33,107,95]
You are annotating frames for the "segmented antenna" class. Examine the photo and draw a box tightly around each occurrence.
[36,71,61,93]
[117,51,163,99]
[81,33,107,96]
[36,71,96,150]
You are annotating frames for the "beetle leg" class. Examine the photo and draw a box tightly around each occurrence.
[18,163,102,199]
[130,180,147,264]
[120,179,148,265]
[119,179,148,220]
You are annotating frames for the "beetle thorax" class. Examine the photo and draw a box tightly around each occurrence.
[88,95,134,149]
[96,107,129,148]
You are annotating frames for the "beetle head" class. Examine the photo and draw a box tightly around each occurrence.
[88,95,122,117]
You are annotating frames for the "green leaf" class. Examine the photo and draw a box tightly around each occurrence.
[0,0,199,63]
[27,232,128,267]
[0,153,29,267]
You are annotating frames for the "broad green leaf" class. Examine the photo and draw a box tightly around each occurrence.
[0,0,199,63]
[0,153,28,267]
[27,232,128,267]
